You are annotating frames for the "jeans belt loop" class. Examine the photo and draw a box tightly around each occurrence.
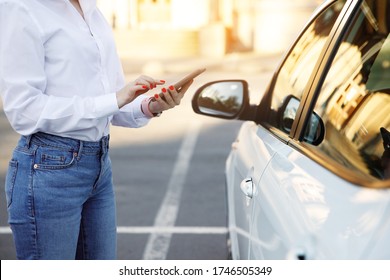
[25,134,33,148]
[77,140,83,160]
[102,137,106,154]
[106,135,110,152]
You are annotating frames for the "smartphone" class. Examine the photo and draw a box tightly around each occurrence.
[173,68,206,89]
[153,68,206,101]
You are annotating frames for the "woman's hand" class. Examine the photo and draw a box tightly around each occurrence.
[116,75,165,109]
[148,80,194,115]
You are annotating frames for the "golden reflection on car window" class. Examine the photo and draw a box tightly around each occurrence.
[314,0,390,181]
[270,1,345,115]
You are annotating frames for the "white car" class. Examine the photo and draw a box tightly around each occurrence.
[192,0,390,259]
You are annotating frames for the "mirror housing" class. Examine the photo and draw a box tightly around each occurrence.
[192,80,252,120]
[279,95,325,145]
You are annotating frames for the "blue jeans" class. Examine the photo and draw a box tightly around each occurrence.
[5,132,117,259]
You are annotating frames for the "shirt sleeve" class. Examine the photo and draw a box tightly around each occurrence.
[111,95,152,128]
[0,2,119,136]
[110,55,151,128]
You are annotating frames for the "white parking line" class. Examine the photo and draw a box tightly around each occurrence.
[0,226,227,235]
[117,226,227,234]
[0,227,12,234]
[142,121,202,260]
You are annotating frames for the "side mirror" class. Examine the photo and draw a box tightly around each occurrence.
[192,80,250,119]
[280,95,325,145]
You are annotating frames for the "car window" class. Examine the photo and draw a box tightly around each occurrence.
[267,0,346,130]
[313,0,390,181]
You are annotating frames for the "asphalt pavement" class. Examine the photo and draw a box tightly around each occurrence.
[0,52,281,260]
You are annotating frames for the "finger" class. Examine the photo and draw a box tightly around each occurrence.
[137,76,165,89]
[135,75,156,88]
[152,93,170,111]
[161,87,177,107]
[155,79,166,86]
[134,85,150,96]
[136,79,153,89]
[167,85,182,105]
[149,79,166,89]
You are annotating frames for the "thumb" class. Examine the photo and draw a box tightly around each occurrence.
[178,79,194,93]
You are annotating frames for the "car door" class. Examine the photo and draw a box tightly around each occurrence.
[226,121,280,259]
[249,0,390,259]
[238,0,351,259]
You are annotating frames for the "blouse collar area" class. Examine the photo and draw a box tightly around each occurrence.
[61,0,97,15]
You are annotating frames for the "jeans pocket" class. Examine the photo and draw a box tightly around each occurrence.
[5,159,18,208]
[34,146,76,170]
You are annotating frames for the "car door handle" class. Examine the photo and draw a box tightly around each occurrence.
[240,177,254,198]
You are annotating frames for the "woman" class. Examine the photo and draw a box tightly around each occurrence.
[0,0,192,259]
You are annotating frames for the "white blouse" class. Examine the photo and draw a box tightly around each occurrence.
[0,0,150,141]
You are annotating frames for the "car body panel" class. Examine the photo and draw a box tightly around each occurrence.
[247,135,390,259]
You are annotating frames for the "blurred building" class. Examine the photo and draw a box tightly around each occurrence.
[97,0,320,58]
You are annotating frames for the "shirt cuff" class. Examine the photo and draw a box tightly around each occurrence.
[95,93,119,118]
[132,95,151,119]
[141,97,154,118]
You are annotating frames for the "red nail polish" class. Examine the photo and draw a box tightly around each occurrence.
[160,80,166,83]
[154,94,159,99]
[142,85,148,89]
[169,85,175,90]
[162,88,167,93]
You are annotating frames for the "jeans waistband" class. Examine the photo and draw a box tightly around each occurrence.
[23,132,109,155]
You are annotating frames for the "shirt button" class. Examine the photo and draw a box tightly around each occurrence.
[74,152,78,157]
[33,164,39,169]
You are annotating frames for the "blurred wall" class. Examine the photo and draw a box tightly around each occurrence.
[97,0,321,58]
